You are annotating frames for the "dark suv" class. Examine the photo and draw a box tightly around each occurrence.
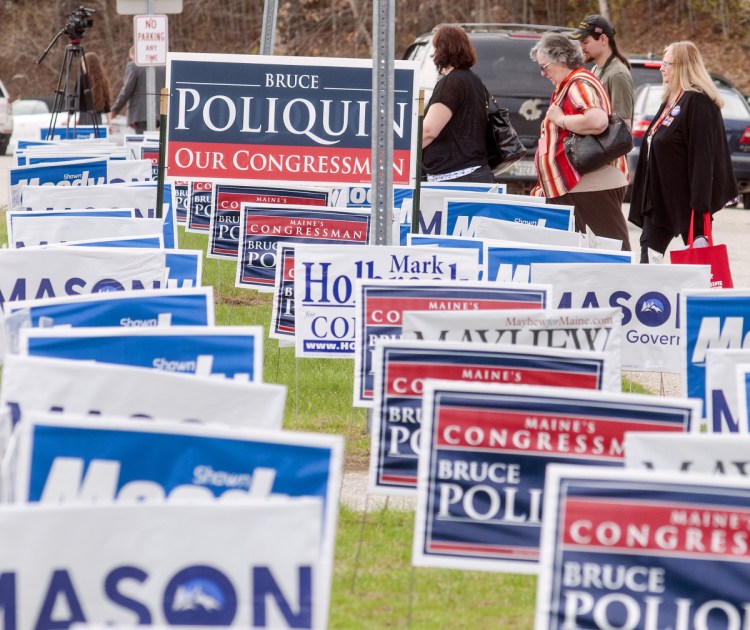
[404,23,574,193]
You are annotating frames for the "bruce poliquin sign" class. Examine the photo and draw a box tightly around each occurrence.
[166,53,419,186]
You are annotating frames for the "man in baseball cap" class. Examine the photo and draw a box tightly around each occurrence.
[569,14,634,127]
[570,14,616,40]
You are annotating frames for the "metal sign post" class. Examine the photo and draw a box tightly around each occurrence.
[260,0,279,56]
[371,0,395,245]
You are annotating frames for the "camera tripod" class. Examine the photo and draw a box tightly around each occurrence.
[37,25,101,140]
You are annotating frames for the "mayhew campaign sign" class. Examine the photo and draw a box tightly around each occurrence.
[10,412,342,628]
[533,263,711,373]
[167,53,418,185]
[293,244,480,358]
[208,184,329,260]
[2,287,214,355]
[8,157,108,209]
[0,500,324,628]
[625,432,750,473]
[535,465,750,630]
[401,307,622,369]
[486,242,632,283]
[414,382,696,573]
[20,325,264,381]
[236,205,371,291]
[706,349,750,433]
[0,247,167,313]
[0,354,286,436]
[682,289,750,407]
[354,280,550,406]
[369,340,619,496]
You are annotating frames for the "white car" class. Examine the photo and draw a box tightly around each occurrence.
[0,80,13,154]
[9,99,126,150]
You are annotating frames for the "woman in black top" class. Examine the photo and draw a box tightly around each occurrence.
[629,41,737,263]
[422,24,493,183]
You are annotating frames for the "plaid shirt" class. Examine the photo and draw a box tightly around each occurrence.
[533,68,627,198]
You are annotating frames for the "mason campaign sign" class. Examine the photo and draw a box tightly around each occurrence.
[167,53,418,185]
[414,382,696,574]
[0,500,324,629]
[535,465,750,630]
[533,263,711,373]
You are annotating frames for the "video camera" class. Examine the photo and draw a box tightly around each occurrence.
[64,6,94,40]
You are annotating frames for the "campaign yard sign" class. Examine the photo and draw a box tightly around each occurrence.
[0,354,286,439]
[353,280,550,406]
[174,180,190,223]
[535,465,750,630]
[270,243,298,343]
[705,349,750,433]
[186,180,213,232]
[625,432,750,473]
[21,182,160,219]
[486,242,632,284]
[442,199,576,237]
[167,53,418,186]
[369,340,620,496]
[2,287,214,354]
[208,184,329,260]
[414,383,696,574]
[9,158,109,210]
[19,325,264,381]
[401,307,622,371]
[293,244,480,358]
[533,263,711,373]
[0,500,324,628]
[0,247,167,313]
[682,289,750,406]
[736,364,750,434]
[9,412,343,628]
[413,189,567,236]
[236,205,371,291]
[7,209,135,245]
[8,215,165,248]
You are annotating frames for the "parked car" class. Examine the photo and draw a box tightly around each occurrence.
[404,23,575,193]
[628,55,737,92]
[0,79,13,155]
[627,83,750,209]
[10,98,127,150]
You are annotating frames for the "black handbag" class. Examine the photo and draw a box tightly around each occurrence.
[562,112,633,174]
[484,89,526,175]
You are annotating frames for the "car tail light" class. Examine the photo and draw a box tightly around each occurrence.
[631,118,651,138]
[740,127,750,152]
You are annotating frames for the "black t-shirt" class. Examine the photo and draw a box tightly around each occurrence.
[422,68,489,176]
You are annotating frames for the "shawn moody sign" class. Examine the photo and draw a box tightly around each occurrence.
[167,54,419,185]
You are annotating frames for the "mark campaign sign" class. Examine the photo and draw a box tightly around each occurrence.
[166,53,419,185]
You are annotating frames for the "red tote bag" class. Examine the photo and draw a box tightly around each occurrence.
[669,211,733,289]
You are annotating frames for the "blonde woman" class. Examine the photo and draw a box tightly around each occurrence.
[629,41,737,263]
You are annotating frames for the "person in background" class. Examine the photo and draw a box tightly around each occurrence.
[78,52,112,129]
[530,32,631,250]
[570,14,634,127]
[421,24,493,183]
[110,46,166,135]
[629,41,737,263]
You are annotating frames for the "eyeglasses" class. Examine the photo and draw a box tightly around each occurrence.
[661,61,674,69]
[539,61,552,74]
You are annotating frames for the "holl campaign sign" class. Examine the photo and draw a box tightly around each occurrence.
[167,53,418,185]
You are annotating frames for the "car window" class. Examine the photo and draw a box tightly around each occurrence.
[721,92,750,119]
[473,37,552,97]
